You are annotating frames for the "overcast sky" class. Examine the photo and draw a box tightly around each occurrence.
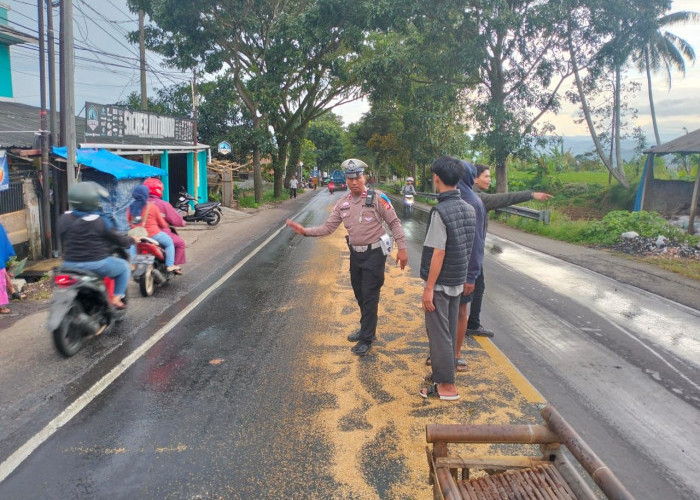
[6,0,700,141]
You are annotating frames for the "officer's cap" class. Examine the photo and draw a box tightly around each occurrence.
[341,158,367,178]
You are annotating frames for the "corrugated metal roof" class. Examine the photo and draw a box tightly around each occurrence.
[0,101,85,149]
[644,128,700,154]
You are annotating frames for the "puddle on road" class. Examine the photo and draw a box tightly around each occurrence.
[297,233,543,499]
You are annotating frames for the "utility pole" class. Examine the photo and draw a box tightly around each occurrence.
[139,9,150,165]
[61,0,77,188]
[47,0,58,146]
[38,0,52,258]
[191,69,199,201]
[139,10,147,109]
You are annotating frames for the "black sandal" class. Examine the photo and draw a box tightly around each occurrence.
[11,291,27,300]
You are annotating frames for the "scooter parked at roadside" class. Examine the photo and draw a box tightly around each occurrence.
[131,231,179,297]
[48,250,129,357]
[175,188,222,226]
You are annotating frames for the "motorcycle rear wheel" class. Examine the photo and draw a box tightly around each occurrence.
[205,211,221,226]
[138,266,155,296]
[53,303,84,357]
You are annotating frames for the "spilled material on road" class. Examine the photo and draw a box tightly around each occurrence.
[299,232,544,499]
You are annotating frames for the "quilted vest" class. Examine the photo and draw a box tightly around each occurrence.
[420,190,475,286]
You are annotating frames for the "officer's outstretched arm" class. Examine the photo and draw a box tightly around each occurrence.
[286,219,306,235]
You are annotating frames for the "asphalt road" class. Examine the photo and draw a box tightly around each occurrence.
[1,190,698,499]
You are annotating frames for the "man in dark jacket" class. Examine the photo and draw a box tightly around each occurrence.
[58,182,134,309]
[468,164,553,337]
[450,160,486,371]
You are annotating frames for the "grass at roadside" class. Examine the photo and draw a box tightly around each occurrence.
[622,254,700,281]
[236,187,302,208]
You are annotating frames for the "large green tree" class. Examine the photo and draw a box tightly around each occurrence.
[306,113,346,175]
[129,0,386,202]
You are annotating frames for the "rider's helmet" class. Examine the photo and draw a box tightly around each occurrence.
[68,181,108,212]
[143,177,164,198]
[406,177,414,183]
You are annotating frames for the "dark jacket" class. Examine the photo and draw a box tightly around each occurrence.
[477,189,533,232]
[457,162,486,283]
[58,212,133,262]
[420,190,475,286]
[477,190,533,211]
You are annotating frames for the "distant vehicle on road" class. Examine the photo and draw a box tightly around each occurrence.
[321,175,329,186]
[329,170,347,191]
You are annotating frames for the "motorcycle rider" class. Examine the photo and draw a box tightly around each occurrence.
[401,176,417,214]
[143,178,187,267]
[401,177,417,197]
[58,182,134,309]
[127,185,180,274]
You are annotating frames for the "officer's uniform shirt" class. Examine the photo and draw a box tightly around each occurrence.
[305,189,407,250]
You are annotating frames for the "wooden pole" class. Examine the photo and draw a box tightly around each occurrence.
[38,0,52,258]
[688,156,700,235]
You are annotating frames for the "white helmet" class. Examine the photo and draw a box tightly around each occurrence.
[406,177,414,182]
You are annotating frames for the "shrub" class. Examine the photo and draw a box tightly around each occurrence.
[580,210,697,246]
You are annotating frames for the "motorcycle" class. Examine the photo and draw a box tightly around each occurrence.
[48,250,129,357]
[131,232,178,297]
[403,194,415,217]
[175,189,222,226]
[328,180,335,194]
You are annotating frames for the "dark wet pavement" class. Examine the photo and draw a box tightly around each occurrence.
[1,190,698,499]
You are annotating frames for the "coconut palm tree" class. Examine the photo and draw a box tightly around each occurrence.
[633,10,700,146]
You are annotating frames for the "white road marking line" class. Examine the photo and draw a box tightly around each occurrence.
[0,224,287,483]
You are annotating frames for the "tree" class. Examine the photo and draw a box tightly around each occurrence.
[129,0,388,202]
[631,9,699,146]
[360,1,571,192]
[563,0,665,188]
[306,113,345,175]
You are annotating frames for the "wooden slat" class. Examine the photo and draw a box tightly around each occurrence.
[436,456,549,470]
[455,464,579,500]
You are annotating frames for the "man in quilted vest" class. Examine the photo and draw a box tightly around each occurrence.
[419,156,476,400]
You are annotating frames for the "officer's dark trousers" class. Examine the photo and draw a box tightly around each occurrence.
[467,270,485,330]
[349,247,386,344]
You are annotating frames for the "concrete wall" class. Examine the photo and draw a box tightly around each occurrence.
[643,179,699,216]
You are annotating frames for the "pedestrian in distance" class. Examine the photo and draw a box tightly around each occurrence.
[468,164,553,337]
[0,221,16,315]
[286,158,409,357]
[289,174,299,199]
[419,156,475,401]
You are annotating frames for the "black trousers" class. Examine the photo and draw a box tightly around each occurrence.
[290,188,297,198]
[467,270,485,330]
[349,247,386,344]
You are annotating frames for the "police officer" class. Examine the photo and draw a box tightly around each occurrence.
[286,159,409,356]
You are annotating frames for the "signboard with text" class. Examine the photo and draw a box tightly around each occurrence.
[84,102,195,144]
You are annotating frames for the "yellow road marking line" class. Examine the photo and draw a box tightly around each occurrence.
[475,337,545,404]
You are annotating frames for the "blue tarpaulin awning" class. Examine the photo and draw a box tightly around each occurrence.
[52,147,166,179]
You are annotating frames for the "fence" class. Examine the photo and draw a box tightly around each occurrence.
[0,181,24,215]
